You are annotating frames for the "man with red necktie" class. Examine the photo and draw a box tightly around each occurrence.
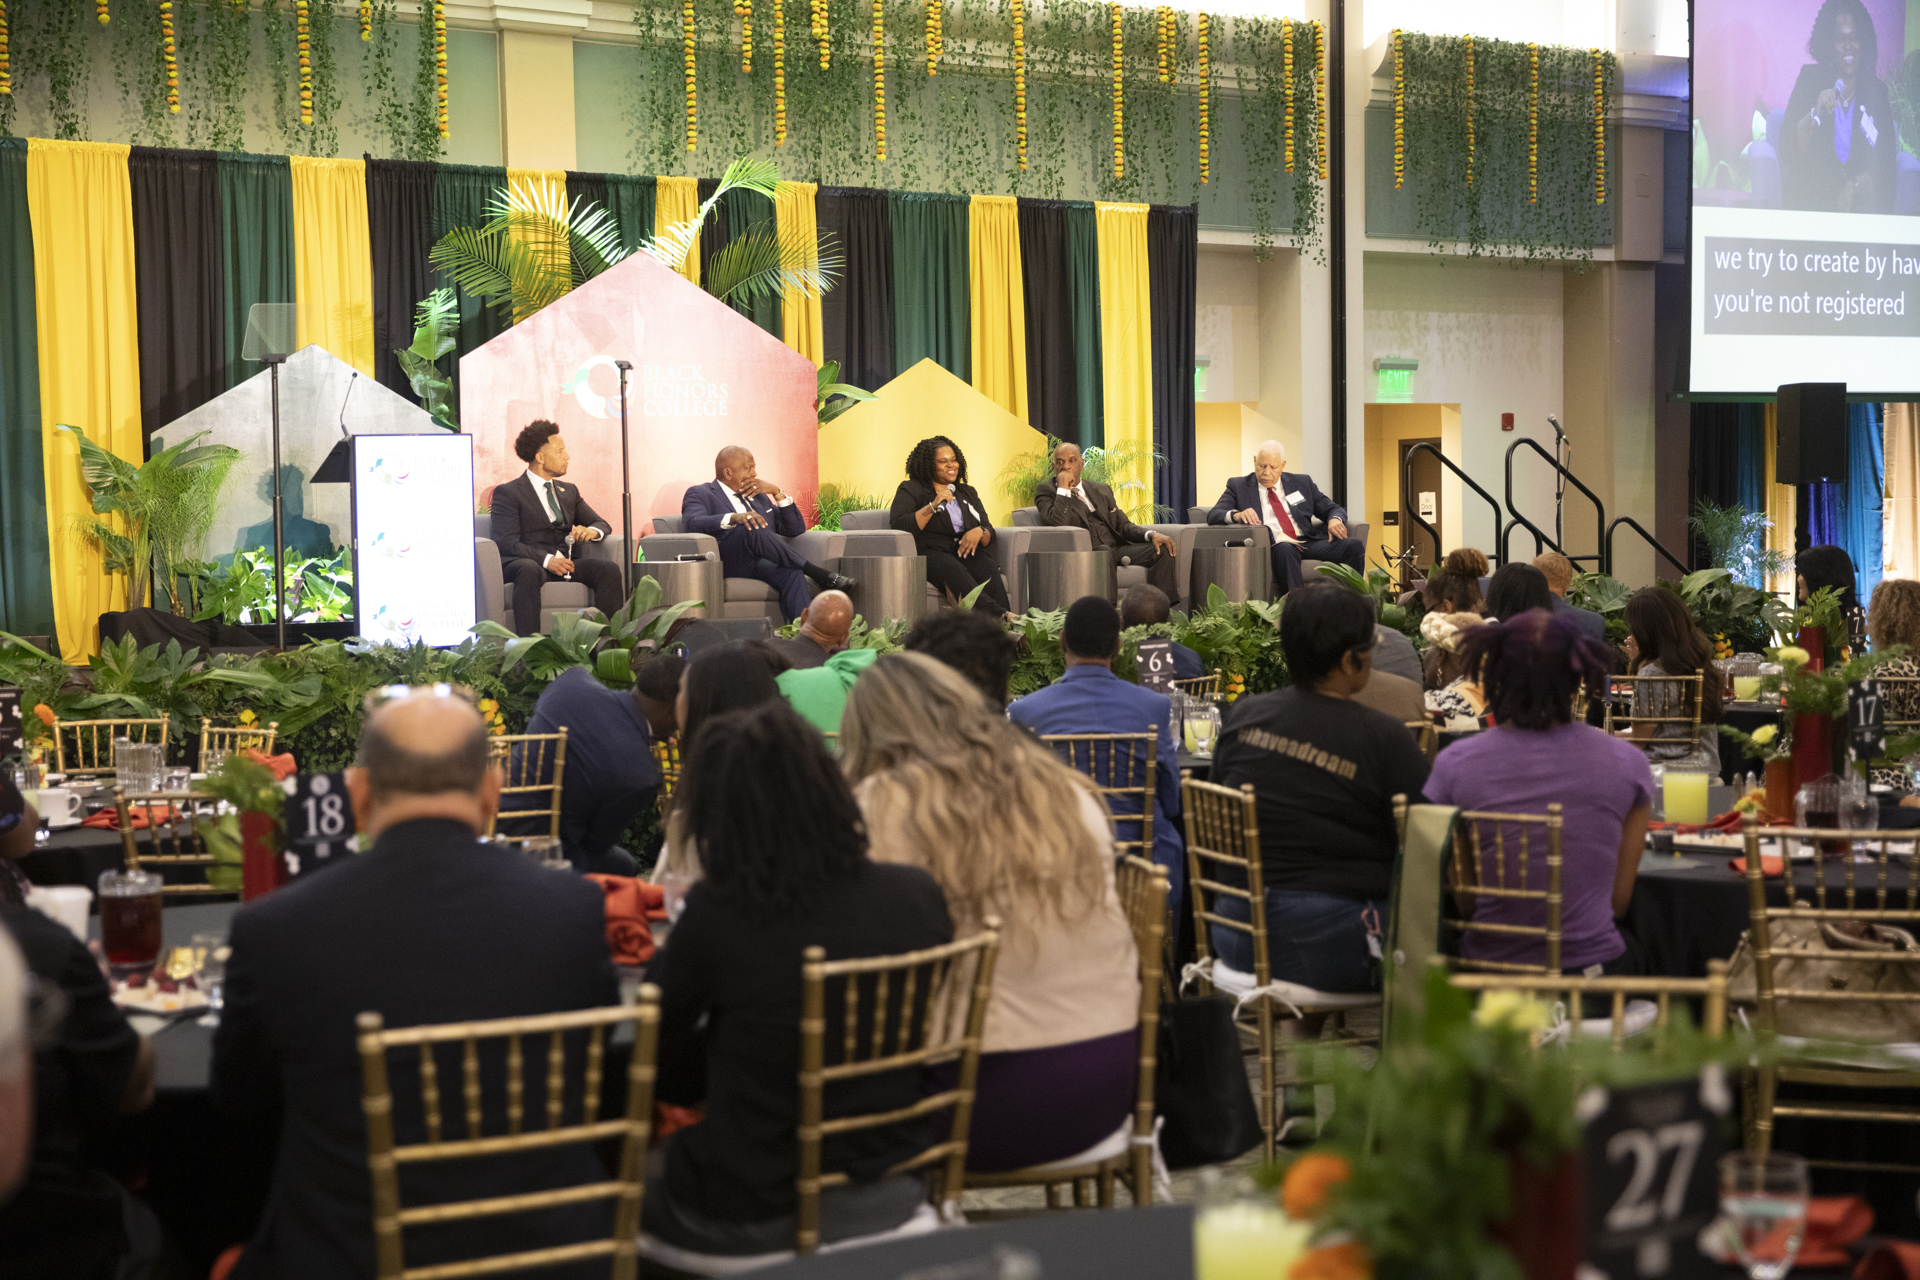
[1205,439,1365,596]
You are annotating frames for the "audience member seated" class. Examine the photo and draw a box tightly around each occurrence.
[1797,543,1862,615]
[657,643,789,881]
[1424,610,1653,975]
[901,609,1020,708]
[1037,442,1180,600]
[890,436,1010,615]
[632,653,686,742]
[0,773,39,908]
[212,689,620,1280]
[683,447,855,623]
[643,702,952,1256]
[1207,439,1364,595]
[1421,548,1486,617]
[1007,597,1183,898]
[1622,587,1723,775]
[1351,660,1426,724]
[778,646,879,736]
[1209,583,1431,993]
[1119,584,1203,680]
[1868,578,1920,790]
[1483,562,1554,622]
[1533,551,1606,643]
[841,654,1143,1173]
[771,589,854,669]
[489,419,627,635]
[0,900,159,1275]
[1422,611,1493,731]
[0,929,24,1204]
[1371,623,1424,685]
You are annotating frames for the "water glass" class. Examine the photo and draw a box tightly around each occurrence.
[192,931,229,1026]
[1849,792,1881,834]
[162,766,192,793]
[97,868,164,979]
[520,836,567,869]
[115,741,162,794]
[1720,1151,1809,1280]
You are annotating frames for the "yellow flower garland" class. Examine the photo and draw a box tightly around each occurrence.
[1156,5,1171,84]
[360,0,371,41]
[1313,19,1326,181]
[1282,17,1293,174]
[1197,11,1209,184]
[96,0,108,25]
[433,0,447,137]
[684,0,697,150]
[297,0,312,124]
[161,0,178,111]
[926,0,940,75]
[1526,42,1538,204]
[773,0,785,144]
[1012,0,1025,168]
[1390,29,1402,189]
[737,0,751,73]
[1465,35,1474,189]
[811,0,827,71]
[0,0,10,95]
[1109,1,1123,178]
[1592,46,1605,204]
[872,0,884,160]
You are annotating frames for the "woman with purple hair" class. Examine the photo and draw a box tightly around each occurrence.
[1423,609,1655,976]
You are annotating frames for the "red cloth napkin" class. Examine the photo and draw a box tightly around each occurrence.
[83,803,178,830]
[584,874,666,966]
[243,747,298,781]
[1729,853,1786,877]
[1798,1196,1874,1269]
[1856,1240,1920,1280]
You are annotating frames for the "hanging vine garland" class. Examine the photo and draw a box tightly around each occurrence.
[773,0,785,144]
[1391,28,1402,188]
[925,0,938,74]
[810,0,826,70]
[297,0,312,125]
[683,0,696,148]
[1109,1,1122,179]
[432,0,447,137]
[1464,34,1474,188]
[0,0,9,96]
[360,0,370,39]
[1282,17,1293,173]
[871,0,883,160]
[736,0,750,72]
[1591,46,1604,203]
[1011,0,1024,167]
[1196,10,1208,183]
[161,0,178,112]
[1313,19,1326,180]
[97,0,109,25]
[1155,5,1169,83]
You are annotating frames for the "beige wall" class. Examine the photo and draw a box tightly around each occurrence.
[1363,402,1464,568]
[501,30,577,171]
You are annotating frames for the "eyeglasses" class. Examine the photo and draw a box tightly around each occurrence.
[363,683,479,712]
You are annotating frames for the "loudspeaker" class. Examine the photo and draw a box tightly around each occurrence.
[1775,382,1849,484]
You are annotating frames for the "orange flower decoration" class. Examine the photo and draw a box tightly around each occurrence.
[32,703,55,727]
[1290,1241,1372,1280]
[1280,1150,1350,1219]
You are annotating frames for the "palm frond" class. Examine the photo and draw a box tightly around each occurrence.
[428,226,519,304]
[58,423,140,499]
[639,157,786,278]
[705,224,839,304]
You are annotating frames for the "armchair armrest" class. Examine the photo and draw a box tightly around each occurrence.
[637,532,720,562]
[474,537,507,627]
[789,529,846,567]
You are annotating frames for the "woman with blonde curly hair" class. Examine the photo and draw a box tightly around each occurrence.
[1422,611,1494,731]
[1867,578,1920,788]
[840,652,1142,1174]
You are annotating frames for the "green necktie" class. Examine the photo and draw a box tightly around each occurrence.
[542,480,563,524]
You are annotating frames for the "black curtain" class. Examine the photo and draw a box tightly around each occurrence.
[696,177,727,284]
[1147,204,1198,519]
[720,186,780,335]
[817,186,894,391]
[365,158,437,399]
[1018,198,1077,440]
[130,147,225,441]
[1687,400,1769,569]
[565,170,609,219]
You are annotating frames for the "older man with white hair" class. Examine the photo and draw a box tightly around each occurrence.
[1206,439,1365,595]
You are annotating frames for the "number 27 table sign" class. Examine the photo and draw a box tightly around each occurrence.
[1579,1066,1732,1280]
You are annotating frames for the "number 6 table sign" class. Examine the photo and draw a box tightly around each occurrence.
[282,772,357,881]
[1579,1066,1732,1280]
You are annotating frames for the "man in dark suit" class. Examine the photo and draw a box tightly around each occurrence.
[682,446,854,622]
[1533,551,1608,644]
[1119,583,1204,681]
[490,419,627,635]
[212,690,620,1280]
[1034,442,1180,601]
[770,589,854,670]
[1207,439,1365,596]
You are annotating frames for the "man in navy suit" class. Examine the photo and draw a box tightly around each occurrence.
[489,420,627,635]
[1207,439,1365,596]
[1008,596,1184,905]
[682,446,855,622]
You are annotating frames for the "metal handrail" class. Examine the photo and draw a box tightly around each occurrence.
[1399,442,1508,569]
[1605,516,1689,579]
[1503,437,1606,571]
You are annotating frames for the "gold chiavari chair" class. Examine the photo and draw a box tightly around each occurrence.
[1737,814,1920,1171]
[1043,731,1159,863]
[1446,805,1565,976]
[1604,673,1705,746]
[651,739,681,802]
[114,788,228,897]
[484,730,568,848]
[970,859,1168,1209]
[1449,961,1730,1053]
[199,717,279,774]
[1171,669,1223,700]
[357,991,661,1280]
[1183,775,1377,1162]
[52,717,169,775]
[1404,719,1438,760]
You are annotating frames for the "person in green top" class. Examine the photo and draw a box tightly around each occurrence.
[777,647,880,738]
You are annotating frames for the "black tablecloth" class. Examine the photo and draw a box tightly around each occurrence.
[19,823,126,888]
[1719,702,1781,783]
[756,1204,1197,1279]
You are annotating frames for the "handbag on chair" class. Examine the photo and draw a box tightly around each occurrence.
[1154,995,1264,1169]
[1726,918,1920,1043]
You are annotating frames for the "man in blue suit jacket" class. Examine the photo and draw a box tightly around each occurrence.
[1008,596,1184,905]
[1207,439,1365,595]
[681,446,855,621]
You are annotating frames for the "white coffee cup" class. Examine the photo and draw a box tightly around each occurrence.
[25,884,92,942]
[36,787,82,827]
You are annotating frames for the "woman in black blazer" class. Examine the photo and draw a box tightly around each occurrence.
[888,435,1011,615]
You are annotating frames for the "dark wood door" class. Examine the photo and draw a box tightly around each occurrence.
[1399,438,1443,571]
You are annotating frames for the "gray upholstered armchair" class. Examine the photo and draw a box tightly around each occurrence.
[637,515,845,624]
[472,513,627,635]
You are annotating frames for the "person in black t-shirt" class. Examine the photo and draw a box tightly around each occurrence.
[1209,583,1431,993]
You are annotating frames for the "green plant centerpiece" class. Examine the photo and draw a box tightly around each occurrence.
[197,751,287,892]
[394,288,461,430]
[1315,562,1415,640]
[1669,567,1791,657]
[1689,499,1789,589]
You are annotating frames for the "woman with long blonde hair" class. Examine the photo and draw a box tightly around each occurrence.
[840,653,1143,1174]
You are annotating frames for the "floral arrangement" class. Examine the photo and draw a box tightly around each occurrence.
[359,0,371,41]
[96,0,108,25]
[772,0,785,144]
[683,0,697,150]
[871,0,885,161]
[1011,0,1026,168]
[1196,12,1209,183]
[161,0,178,112]
[435,0,452,142]
[1109,1,1124,178]
[1721,719,1786,764]
[1156,5,1172,83]
[1283,18,1294,172]
[1391,29,1403,188]
[925,0,940,74]
[477,697,507,736]
[736,0,751,73]
[810,0,827,70]
[197,751,287,893]
[1525,41,1538,203]
[297,0,312,125]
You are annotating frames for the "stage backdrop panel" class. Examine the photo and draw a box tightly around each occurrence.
[818,357,1049,525]
[458,252,818,534]
[153,344,440,570]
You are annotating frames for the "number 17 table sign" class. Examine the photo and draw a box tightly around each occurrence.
[1579,1066,1732,1280]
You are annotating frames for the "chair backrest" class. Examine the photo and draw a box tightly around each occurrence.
[651,738,682,802]
[1448,961,1729,1052]
[1041,731,1158,862]
[199,717,280,774]
[485,730,568,844]
[1603,674,1704,736]
[1875,675,1920,732]
[53,717,169,774]
[1171,670,1222,699]
[1011,506,1041,527]
[1404,719,1438,760]
[839,509,893,531]
[357,992,661,1280]
[1445,804,1564,975]
[1116,857,1170,1155]
[797,925,1001,1253]
[652,514,686,535]
[115,789,225,896]
[1182,775,1268,986]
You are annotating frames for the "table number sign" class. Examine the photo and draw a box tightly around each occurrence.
[1578,1066,1730,1280]
[0,687,23,756]
[1847,679,1886,761]
[1136,639,1177,695]
[282,772,356,879]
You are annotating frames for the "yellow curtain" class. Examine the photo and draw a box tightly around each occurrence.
[775,181,825,364]
[289,156,375,375]
[1763,402,1797,597]
[968,194,1027,422]
[1885,403,1920,583]
[1096,201,1153,507]
[655,175,701,284]
[27,140,142,660]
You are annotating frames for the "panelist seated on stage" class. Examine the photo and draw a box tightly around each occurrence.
[682,447,856,623]
[889,435,1011,616]
[490,419,627,635]
[1206,439,1365,595]
[1034,442,1179,601]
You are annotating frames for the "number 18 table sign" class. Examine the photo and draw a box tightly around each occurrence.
[1579,1066,1732,1280]
[282,772,357,881]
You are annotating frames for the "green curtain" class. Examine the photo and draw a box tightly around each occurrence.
[720,187,780,337]
[0,138,54,640]
[432,163,510,409]
[217,152,296,392]
[889,191,969,383]
[604,173,656,256]
[1066,201,1104,451]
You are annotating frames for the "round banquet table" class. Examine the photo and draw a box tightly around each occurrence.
[18,822,128,888]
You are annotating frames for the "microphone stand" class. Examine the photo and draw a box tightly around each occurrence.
[614,360,635,598]
[266,353,289,650]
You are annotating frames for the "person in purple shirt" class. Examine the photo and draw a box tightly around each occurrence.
[1424,608,1653,975]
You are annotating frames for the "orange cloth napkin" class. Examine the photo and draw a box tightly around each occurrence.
[243,747,298,781]
[1797,1197,1875,1269]
[83,803,179,830]
[1729,853,1786,877]
[584,874,666,966]
[1856,1240,1920,1280]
